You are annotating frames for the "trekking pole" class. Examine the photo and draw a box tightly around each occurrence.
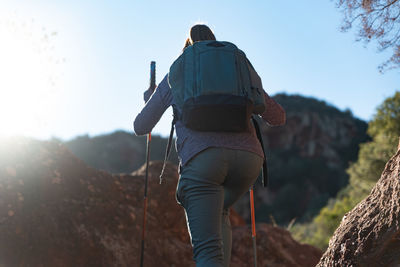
[250,186,257,267]
[140,61,156,267]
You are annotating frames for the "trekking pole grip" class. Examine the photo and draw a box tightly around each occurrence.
[150,61,156,91]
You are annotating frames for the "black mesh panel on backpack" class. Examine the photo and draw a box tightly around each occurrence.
[181,94,254,132]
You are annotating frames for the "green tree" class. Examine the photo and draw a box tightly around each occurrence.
[368,91,400,137]
[291,91,400,249]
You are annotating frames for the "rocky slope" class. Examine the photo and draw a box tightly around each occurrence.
[316,145,400,266]
[0,137,322,266]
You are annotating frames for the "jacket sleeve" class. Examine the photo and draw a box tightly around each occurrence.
[246,59,286,126]
[261,91,286,126]
[133,74,172,135]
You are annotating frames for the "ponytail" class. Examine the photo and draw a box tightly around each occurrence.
[183,38,192,51]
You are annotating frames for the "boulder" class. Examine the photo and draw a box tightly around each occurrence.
[317,147,400,266]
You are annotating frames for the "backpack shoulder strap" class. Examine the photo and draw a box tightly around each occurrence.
[159,106,179,184]
[251,116,268,187]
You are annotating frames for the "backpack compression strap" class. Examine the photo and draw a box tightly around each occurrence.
[251,116,268,187]
[159,107,178,184]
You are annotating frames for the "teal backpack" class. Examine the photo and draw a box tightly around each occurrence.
[168,40,266,132]
[160,40,269,187]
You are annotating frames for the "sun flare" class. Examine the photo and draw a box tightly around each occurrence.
[0,16,62,138]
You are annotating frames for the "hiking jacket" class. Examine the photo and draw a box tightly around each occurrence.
[133,65,285,167]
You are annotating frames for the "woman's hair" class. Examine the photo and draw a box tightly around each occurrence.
[183,24,216,50]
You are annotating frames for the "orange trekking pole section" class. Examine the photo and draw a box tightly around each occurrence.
[250,186,257,267]
[140,61,156,267]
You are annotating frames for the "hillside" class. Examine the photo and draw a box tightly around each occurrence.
[248,93,369,224]
[64,131,178,174]
[0,137,322,266]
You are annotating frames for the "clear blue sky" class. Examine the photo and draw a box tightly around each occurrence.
[1,0,399,141]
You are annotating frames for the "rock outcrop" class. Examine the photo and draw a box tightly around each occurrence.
[0,137,322,266]
[263,94,367,165]
[316,147,400,266]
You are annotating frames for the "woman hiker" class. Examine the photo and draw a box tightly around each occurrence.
[133,24,286,267]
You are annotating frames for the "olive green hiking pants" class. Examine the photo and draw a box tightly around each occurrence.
[176,147,263,267]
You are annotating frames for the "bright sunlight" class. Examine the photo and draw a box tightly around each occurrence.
[0,15,62,138]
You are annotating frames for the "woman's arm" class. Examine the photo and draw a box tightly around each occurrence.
[261,92,286,126]
[133,74,172,135]
[246,59,286,126]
